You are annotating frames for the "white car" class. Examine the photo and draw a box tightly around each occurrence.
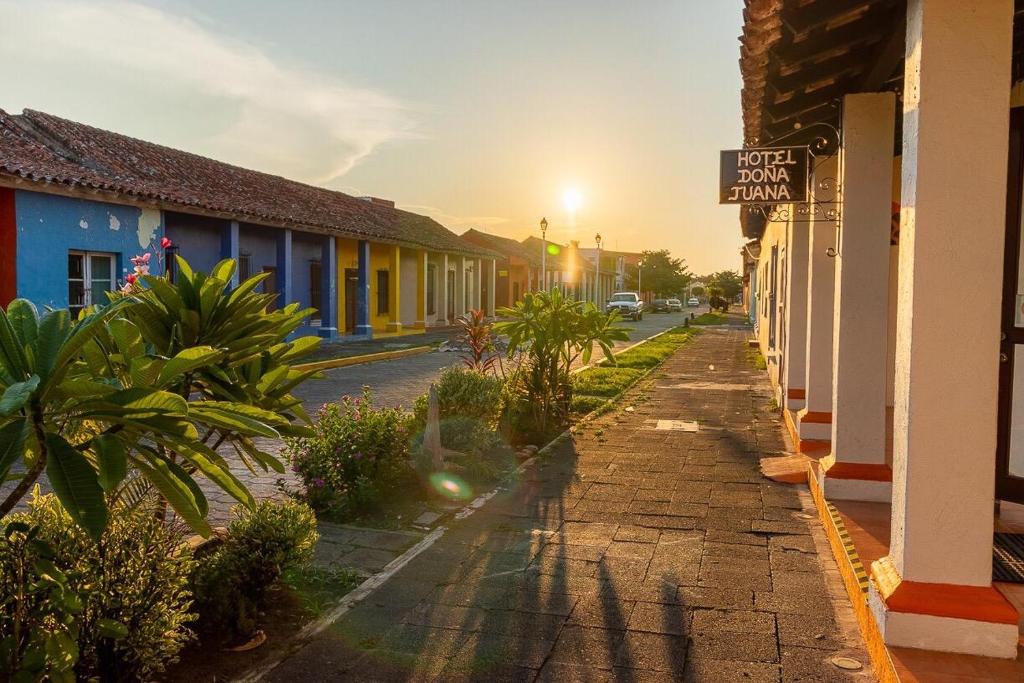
[687,297,700,307]
[667,298,683,312]
[605,292,643,321]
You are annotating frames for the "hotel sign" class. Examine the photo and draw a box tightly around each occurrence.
[719,146,809,204]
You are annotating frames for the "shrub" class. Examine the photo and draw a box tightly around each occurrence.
[0,492,195,682]
[411,416,514,484]
[456,309,497,373]
[495,289,629,441]
[411,366,504,431]
[190,499,318,639]
[286,388,414,517]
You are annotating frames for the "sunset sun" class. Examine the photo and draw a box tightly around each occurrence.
[562,186,583,214]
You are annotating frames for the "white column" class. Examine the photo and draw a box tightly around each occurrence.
[782,208,809,411]
[455,256,466,318]
[488,259,497,315]
[474,258,483,311]
[820,93,896,502]
[439,253,449,324]
[796,155,838,442]
[868,0,1017,658]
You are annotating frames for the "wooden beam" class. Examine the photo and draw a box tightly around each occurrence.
[859,13,906,90]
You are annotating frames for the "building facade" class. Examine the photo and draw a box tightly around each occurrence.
[737,0,1024,676]
[0,109,500,338]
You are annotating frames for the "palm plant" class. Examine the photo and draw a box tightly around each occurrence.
[495,288,628,439]
[0,257,320,540]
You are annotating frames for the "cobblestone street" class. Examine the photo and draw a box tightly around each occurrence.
[201,313,689,522]
[262,323,873,682]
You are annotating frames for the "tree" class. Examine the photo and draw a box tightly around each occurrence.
[0,257,319,540]
[624,250,692,296]
[705,270,743,300]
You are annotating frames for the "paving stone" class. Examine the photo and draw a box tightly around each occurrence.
[626,600,690,635]
[260,323,874,682]
[615,630,689,672]
[548,625,628,670]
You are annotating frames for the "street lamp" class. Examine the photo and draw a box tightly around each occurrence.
[595,233,602,308]
[540,217,548,292]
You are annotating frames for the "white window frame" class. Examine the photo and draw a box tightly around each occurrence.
[68,250,117,313]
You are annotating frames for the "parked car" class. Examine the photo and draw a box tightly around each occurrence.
[652,298,670,313]
[667,298,683,312]
[606,292,644,320]
[687,297,700,307]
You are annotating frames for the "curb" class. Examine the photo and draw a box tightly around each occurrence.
[294,345,433,372]
[239,427,574,682]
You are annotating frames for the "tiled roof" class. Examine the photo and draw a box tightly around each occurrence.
[460,228,541,266]
[0,108,496,258]
[521,236,596,272]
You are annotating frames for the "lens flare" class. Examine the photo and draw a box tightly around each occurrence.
[547,244,561,256]
[428,472,473,501]
[562,187,583,213]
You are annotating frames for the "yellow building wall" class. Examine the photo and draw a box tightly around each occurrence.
[368,242,392,331]
[335,238,359,334]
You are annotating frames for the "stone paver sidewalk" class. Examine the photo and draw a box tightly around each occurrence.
[261,322,873,682]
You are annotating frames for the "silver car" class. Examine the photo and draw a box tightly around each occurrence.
[605,292,644,321]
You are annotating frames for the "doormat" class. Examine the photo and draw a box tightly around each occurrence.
[993,533,1024,583]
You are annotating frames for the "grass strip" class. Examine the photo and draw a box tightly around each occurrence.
[691,312,728,325]
[570,326,697,417]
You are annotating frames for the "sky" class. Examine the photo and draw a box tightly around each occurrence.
[0,0,745,274]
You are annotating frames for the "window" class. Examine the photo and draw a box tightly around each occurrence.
[377,269,389,314]
[238,252,252,282]
[68,251,115,316]
[427,264,436,315]
[309,260,322,316]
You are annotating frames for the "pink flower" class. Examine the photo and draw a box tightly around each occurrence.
[160,236,173,249]
[125,274,137,285]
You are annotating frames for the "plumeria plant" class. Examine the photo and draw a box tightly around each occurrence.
[0,250,321,540]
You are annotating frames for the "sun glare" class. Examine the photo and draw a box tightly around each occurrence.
[562,186,583,214]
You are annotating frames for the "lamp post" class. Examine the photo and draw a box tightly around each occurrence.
[540,217,548,293]
[595,233,602,308]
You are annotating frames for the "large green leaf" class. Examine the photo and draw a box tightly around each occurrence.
[188,404,280,438]
[45,432,107,541]
[87,388,188,418]
[0,305,30,380]
[0,375,39,415]
[161,435,254,509]
[6,299,39,348]
[131,451,211,536]
[0,418,28,481]
[94,435,127,492]
[156,346,222,386]
[108,318,145,361]
[33,309,72,381]
[45,298,129,395]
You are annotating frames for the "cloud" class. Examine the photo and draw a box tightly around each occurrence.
[400,204,510,231]
[0,0,418,183]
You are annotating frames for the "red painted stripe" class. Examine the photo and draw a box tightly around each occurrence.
[0,189,15,308]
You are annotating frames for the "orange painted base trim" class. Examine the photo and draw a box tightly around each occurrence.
[871,556,1018,625]
[787,387,805,400]
[797,409,832,424]
[808,467,901,683]
[821,455,893,482]
[783,409,831,455]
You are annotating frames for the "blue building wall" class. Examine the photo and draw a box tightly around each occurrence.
[292,232,321,313]
[15,190,164,310]
[239,224,277,287]
[164,212,223,274]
